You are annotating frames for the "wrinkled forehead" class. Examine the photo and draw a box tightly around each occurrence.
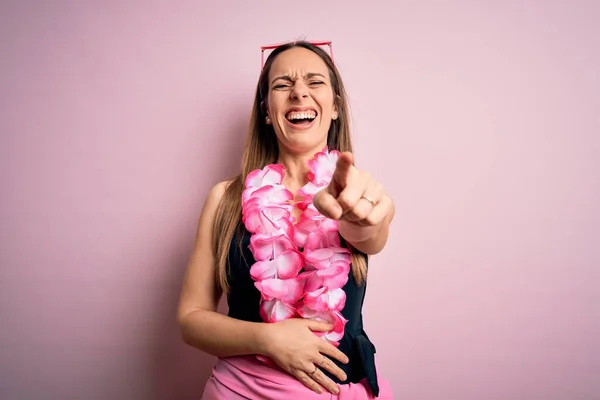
[268,47,330,82]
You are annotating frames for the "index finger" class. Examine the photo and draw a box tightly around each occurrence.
[332,152,354,187]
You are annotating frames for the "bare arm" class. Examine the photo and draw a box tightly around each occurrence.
[177,181,268,358]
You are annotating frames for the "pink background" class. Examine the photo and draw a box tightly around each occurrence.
[1,1,599,399]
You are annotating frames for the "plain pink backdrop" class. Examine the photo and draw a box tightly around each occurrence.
[1,1,598,399]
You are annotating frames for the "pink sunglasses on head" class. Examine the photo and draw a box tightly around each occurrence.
[260,41,334,69]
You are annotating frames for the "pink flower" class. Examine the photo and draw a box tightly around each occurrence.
[294,215,340,249]
[250,249,304,280]
[302,204,338,224]
[243,206,293,235]
[254,278,304,303]
[317,311,347,345]
[296,306,348,346]
[293,218,316,248]
[249,232,295,261]
[304,247,351,270]
[296,304,333,322]
[298,263,350,292]
[296,182,325,210]
[260,299,298,323]
[243,185,293,208]
[303,287,346,312]
[245,164,285,188]
[303,229,341,251]
[306,147,340,185]
[256,277,304,323]
[242,165,289,205]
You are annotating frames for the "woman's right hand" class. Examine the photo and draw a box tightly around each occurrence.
[258,318,350,395]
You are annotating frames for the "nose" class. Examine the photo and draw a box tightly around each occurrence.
[290,80,309,100]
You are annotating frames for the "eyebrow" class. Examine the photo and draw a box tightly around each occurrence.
[270,72,327,86]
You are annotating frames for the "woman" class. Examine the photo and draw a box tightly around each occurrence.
[177,41,395,399]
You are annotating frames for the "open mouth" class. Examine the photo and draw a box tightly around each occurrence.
[285,109,317,126]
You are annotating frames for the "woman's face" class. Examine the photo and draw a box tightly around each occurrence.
[266,47,338,154]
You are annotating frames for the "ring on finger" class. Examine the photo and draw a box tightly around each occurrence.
[319,356,327,367]
[360,195,376,206]
[309,365,318,375]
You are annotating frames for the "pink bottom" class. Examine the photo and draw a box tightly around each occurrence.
[202,355,393,400]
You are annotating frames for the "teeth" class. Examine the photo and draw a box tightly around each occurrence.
[286,110,316,120]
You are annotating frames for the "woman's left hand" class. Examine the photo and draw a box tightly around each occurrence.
[313,151,394,242]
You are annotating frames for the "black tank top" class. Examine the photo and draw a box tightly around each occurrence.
[225,224,381,397]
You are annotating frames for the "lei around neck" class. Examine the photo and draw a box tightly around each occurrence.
[241,147,351,348]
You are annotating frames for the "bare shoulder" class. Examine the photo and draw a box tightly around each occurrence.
[201,179,233,214]
[208,179,231,200]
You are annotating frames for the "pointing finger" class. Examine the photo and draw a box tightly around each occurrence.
[336,172,369,214]
[332,152,354,188]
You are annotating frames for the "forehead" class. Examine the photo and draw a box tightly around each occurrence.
[269,47,330,80]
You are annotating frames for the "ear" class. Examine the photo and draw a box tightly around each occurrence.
[260,100,272,124]
[332,94,340,120]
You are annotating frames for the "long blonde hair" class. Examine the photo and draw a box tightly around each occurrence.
[212,41,367,294]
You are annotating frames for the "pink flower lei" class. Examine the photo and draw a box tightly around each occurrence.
[241,147,351,351]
